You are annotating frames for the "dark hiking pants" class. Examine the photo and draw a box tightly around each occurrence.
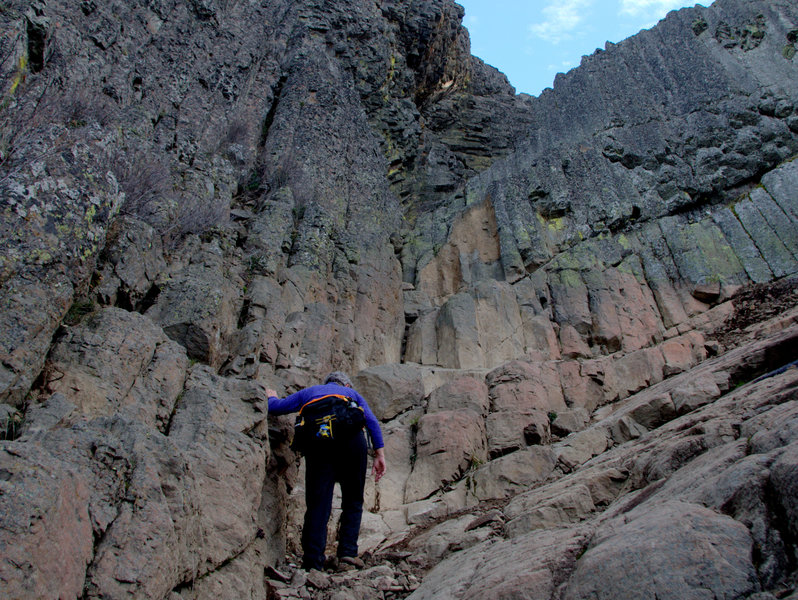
[301,430,368,570]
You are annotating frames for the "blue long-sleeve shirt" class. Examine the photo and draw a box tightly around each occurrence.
[268,383,384,449]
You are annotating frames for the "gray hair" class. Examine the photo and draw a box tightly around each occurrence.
[324,371,352,387]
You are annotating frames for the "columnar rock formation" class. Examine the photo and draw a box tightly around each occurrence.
[0,0,797,598]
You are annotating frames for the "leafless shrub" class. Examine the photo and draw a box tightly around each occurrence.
[109,147,230,248]
[223,117,250,146]
[1,72,115,179]
[112,151,175,225]
[51,87,116,128]
[164,193,229,246]
[0,406,22,441]
[267,152,315,210]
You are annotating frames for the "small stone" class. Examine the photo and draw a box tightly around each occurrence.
[692,281,721,303]
[305,569,331,589]
[465,509,503,532]
[375,575,400,591]
[290,569,307,588]
[266,565,293,583]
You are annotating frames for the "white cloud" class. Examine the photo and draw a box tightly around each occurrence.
[529,0,594,44]
[547,60,575,72]
[618,0,690,17]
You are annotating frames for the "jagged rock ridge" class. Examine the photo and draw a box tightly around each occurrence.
[0,0,797,598]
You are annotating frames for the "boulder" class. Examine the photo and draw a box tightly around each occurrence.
[167,366,270,568]
[557,360,605,413]
[0,443,93,600]
[486,409,550,456]
[627,393,678,429]
[404,410,487,503]
[3,415,207,599]
[642,440,789,587]
[692,280,722,303]
[487,360,566,413]
[352,363,426,421]
[407,525,593,600]
[555,427,610,472]
[466,446,557,502]
[485,360,566,453]
[563,501,759,600]
[405,513,495,569]
[614,347,665,399]
[427,376,489,416]
[770,442,798,539]
[504,466,627,537]
[44,307,188,431]
[77,419,206,599]
[504,482,597,537]
[671,373,722,414]
[608,414,648,444]
[660,332,706,376]
[146,243,241,368]
[549,408,590,437]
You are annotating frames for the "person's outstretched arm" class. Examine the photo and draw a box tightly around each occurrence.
[266,388,308,415]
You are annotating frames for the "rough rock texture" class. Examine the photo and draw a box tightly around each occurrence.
[1,0,798,598]
[407,321,798,600]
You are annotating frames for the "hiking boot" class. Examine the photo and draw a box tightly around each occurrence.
[302,558,324,572]
[338,556,365,571]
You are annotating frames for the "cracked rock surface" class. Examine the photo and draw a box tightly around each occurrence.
[1,0,798,597]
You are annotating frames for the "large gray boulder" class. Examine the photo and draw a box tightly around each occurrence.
[43,307,188,431]
[404,409,487,503]
[565,501,759,600]
[146,242,241,369]
[1,354,272,600]
[0,442,93,600]
[352,363,426,421]
[407,525,593,600]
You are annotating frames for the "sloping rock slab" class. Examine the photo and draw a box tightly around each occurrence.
[406,525,592,600]
[563,501,759,600]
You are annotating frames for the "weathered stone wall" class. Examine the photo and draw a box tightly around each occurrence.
[0,0,797,597]
[402,0,798,372]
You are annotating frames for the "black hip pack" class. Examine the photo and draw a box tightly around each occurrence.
[291,394,366,454]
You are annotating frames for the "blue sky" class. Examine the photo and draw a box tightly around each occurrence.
[457,0,706,96]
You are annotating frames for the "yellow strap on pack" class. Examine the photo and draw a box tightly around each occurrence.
[298,394,351,415]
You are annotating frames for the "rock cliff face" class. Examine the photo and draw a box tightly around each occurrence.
[1,0,797,598]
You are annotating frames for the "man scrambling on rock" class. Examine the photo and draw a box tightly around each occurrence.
[267,372,386,571]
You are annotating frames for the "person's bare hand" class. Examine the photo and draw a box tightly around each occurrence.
[372,448,386,483]
[266,389,278,398]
